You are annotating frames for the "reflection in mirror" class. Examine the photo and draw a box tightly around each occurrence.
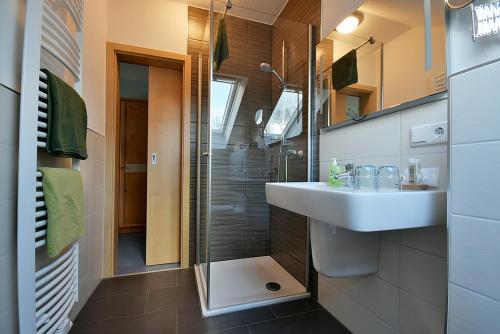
[264,87,303,145]
[316,0,447,129]
[255,109,263,126]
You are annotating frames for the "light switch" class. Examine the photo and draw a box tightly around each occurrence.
[151,152,157,166]
[410,121,448,146]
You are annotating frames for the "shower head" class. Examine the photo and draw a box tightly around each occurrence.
[259,63,272,73]
[259,63,286,88]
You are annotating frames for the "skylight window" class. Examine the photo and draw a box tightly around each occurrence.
[211,75,247,149]
[211,79,236,132]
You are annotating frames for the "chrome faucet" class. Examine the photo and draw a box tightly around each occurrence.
[286,149,304,160]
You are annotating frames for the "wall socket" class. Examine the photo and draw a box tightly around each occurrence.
[410,121,448,146]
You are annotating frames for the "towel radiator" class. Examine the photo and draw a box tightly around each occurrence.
[18,0,85,333]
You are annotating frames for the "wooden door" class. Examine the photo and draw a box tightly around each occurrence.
[119,99,148,233]
[146,66,182,265]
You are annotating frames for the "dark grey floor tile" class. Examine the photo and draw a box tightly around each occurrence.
[248,309,351,334]
[177,268,197,286]
[70,309,176,334]
[75,291,148,324]
[177,304,275,334]
[93,270,177,297]
[146,285,199,312]
[211,326,251,334]
[270,298,322,318]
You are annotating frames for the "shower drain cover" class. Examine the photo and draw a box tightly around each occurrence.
[266,282,281,291]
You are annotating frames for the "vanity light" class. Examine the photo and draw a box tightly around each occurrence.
[336,14,361,34]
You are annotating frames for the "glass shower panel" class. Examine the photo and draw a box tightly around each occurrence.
[207,0,277,309]
[193,7,211,303]
[201,0,314,311]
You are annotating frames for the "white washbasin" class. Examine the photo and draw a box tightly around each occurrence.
[266,182,446,232]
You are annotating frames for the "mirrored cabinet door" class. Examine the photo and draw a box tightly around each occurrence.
[317,0,447,128]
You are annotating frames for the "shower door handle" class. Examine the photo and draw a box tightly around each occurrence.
[201,150,210,158]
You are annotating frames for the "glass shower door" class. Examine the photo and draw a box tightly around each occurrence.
[194,6,211,305]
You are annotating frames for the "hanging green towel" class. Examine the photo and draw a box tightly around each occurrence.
[38,167,85,257]
[213,16,229,71]
[41,69,88,160]
[332,49,358,91]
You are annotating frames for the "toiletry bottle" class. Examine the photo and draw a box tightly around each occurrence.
[408,158,421,184]
[328,158,344,187]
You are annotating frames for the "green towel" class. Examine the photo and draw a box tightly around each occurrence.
[38,167,85,257]
[332,49,358,91]
[213,17,229,71]
[41,69,88,160]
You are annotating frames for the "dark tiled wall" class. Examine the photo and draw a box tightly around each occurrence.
[187,7,274,264]
[270,0,321,296]
[187,3,323,297]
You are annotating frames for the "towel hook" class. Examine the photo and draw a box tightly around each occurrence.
[222,0,233,19]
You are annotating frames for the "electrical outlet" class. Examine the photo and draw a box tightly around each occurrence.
[410,121,448,146]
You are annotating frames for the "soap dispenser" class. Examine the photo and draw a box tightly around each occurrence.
[328,158,344,187]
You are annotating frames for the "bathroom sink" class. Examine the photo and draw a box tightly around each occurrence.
[265,182,446,232]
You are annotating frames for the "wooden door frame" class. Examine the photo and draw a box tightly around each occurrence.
[105,42,191,276]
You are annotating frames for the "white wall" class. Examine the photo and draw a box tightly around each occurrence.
[447,60,500,334]
[0,86,21,334]
[0,1,24,332]
[318,99,448,334]
[107,0,188,55]
[446,5,500,332]
[85,0,189,135]
[82,0,108,135]
[0,0,25,92]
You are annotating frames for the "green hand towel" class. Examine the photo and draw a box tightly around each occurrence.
[38,167,85,257]
[213,17,229,71]
[41,69,88,160]
[332,49,358,91]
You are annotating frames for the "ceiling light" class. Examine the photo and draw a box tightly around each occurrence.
[336,15,360,34]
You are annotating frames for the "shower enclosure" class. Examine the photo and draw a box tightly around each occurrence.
[192,1,316,316]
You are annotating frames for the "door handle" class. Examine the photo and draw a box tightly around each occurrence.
[202,150,210,158]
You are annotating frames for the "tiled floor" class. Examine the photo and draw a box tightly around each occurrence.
[71,269,351,334]
[117,233,179,275]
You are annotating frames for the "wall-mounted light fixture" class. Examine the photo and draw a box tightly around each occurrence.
[445,0,473,9]
[336,12,363,34]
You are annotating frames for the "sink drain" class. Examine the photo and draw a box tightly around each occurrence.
[266,282,281,291]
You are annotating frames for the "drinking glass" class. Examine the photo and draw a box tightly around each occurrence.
[355,165,377,192]
[378,166,401,192]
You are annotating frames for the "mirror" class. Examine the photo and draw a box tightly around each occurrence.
[264,87,303,145]
[317,0,447,128]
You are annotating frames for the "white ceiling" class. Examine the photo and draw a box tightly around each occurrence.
[187,0,289,25]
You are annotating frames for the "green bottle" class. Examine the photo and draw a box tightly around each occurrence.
[328,158,344,187]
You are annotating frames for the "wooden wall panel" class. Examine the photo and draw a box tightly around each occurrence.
[119,99,148,234]
[121,172,148,232]
[123,100,148,163]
